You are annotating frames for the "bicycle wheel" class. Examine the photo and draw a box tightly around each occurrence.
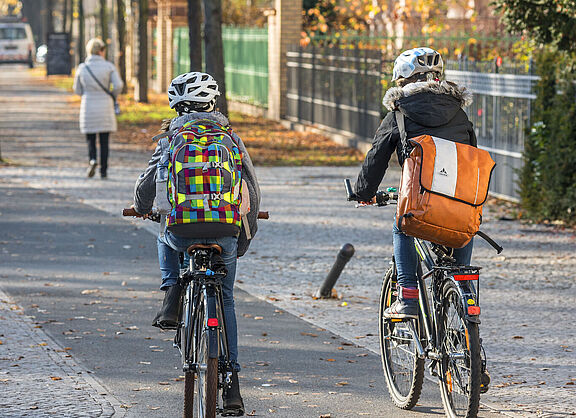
[438,280,481,418]
[379,266,425,409]
[182,285,195,417]
[194,302,218,418]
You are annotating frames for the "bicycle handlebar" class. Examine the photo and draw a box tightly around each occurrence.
[344,178,398,206]
[122,207,270,220]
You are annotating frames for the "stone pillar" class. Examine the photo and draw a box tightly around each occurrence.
[155,0,168,92]
[266,0,301,121]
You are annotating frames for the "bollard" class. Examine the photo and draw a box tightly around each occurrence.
[314,243,355,299]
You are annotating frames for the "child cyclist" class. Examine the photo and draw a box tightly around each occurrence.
[353,48,476,319]
[132,72,261,415]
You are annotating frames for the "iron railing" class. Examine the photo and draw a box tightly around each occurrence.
[286,42,537,200]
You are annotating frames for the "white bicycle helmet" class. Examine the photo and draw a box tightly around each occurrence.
[167,72,220,109]
[392,47,444,81]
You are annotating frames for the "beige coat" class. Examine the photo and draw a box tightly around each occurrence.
[73,55,123,134]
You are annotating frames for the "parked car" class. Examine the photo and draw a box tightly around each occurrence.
[0,21,35,68]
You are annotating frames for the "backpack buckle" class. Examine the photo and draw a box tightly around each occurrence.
[211,193,223,200]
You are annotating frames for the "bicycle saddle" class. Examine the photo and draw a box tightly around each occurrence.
[186,243,223,255]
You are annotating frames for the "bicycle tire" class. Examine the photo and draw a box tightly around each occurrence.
[379,266,425,409]
[195,303,218,418]
[438,280,482,418]
[182,284,195,417]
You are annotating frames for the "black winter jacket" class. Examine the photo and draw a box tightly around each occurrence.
[355,80,477,201]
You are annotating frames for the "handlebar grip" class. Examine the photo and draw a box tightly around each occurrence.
[258,211,269,219]
[344,178,355,200]
[122,207,141,217]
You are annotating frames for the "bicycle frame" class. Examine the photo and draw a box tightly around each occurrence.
[403,238,482,364]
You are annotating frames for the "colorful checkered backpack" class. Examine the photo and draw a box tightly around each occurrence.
[166,119,243,228]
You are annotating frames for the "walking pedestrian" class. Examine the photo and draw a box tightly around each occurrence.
[73,38,123,179]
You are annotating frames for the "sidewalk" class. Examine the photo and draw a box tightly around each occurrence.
[1,67,575,417]
[0,289,121,417]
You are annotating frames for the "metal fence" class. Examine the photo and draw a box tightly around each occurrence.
[286,45,383,145]
[173,26,268,107]
[286,43,537,200]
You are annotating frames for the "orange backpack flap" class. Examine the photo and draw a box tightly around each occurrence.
[414,135,496,206]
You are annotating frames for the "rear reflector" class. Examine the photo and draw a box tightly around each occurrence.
[468,306,481,316]
[207,318,219,327]
[454,274,479,281]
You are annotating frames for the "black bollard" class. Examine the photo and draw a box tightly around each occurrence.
[314,243,355,299]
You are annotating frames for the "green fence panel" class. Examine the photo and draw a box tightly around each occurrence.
[173,27,191,78]
[172,26,268,107]
[222,26,268,107]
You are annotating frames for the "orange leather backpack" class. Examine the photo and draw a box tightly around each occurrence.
[395,112,496,248]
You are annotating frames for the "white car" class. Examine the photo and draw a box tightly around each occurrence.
[0,21,35,68]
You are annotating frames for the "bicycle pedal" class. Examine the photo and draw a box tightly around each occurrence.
[221,408,244,417]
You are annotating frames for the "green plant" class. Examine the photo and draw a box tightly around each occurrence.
[519,49,576,225]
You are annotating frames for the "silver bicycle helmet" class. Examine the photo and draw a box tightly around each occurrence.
[392,47,444,81]
[167,72,220,109]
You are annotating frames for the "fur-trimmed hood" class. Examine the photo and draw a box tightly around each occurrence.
[382,80,473,111]
[383,80,473,129]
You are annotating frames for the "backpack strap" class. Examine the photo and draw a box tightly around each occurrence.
[394,111,412,160]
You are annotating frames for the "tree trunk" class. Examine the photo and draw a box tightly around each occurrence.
[62,0,68,33]
[203,0,226,115]
[187,0,202,72]
[99,0,108,58]
[46,0,54,35]
[136,0,148,103]
[78,0,85,63]
[116,0,127,93]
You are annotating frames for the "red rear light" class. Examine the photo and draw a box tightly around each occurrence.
[454,274,479,281]
[468,306,481,316]
[207,318,218,327]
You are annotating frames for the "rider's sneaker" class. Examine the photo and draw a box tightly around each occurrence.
[480,369,491,393]
[152,283,183,330]
[222,370,244,416]
[383,299,418,319]
[383,286,419,319]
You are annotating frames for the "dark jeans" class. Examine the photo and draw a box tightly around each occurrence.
[86,132,109,176]
[393,220,474,289]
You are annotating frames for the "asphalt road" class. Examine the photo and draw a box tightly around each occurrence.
[0,64,509,417]
[0,182,507,417]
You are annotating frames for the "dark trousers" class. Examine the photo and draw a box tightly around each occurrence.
[86,132,109,176]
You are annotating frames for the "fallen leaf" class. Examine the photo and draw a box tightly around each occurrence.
[81,289,100,295]
[254,316,264,320]
[126,326,139,330]
[335,381,348,386]
[286,391,299,395]
[326,359,336,362]
[132,387,151,391]
[288,379,298,384]
[246,410,257,416]
[50,376,62,381]
[158,382,171,385]
[300,332,318,337]
[320,415,331,418]
[512,336,524,339]
[147,406,161,410]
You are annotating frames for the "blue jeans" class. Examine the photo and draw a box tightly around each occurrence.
[393,221,474,289]
[157,232,240,369]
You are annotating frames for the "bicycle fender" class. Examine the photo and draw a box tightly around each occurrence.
[208,328,219,359]
[452,280,481,324]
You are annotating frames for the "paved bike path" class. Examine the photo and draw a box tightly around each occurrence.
[0,181,506,417]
